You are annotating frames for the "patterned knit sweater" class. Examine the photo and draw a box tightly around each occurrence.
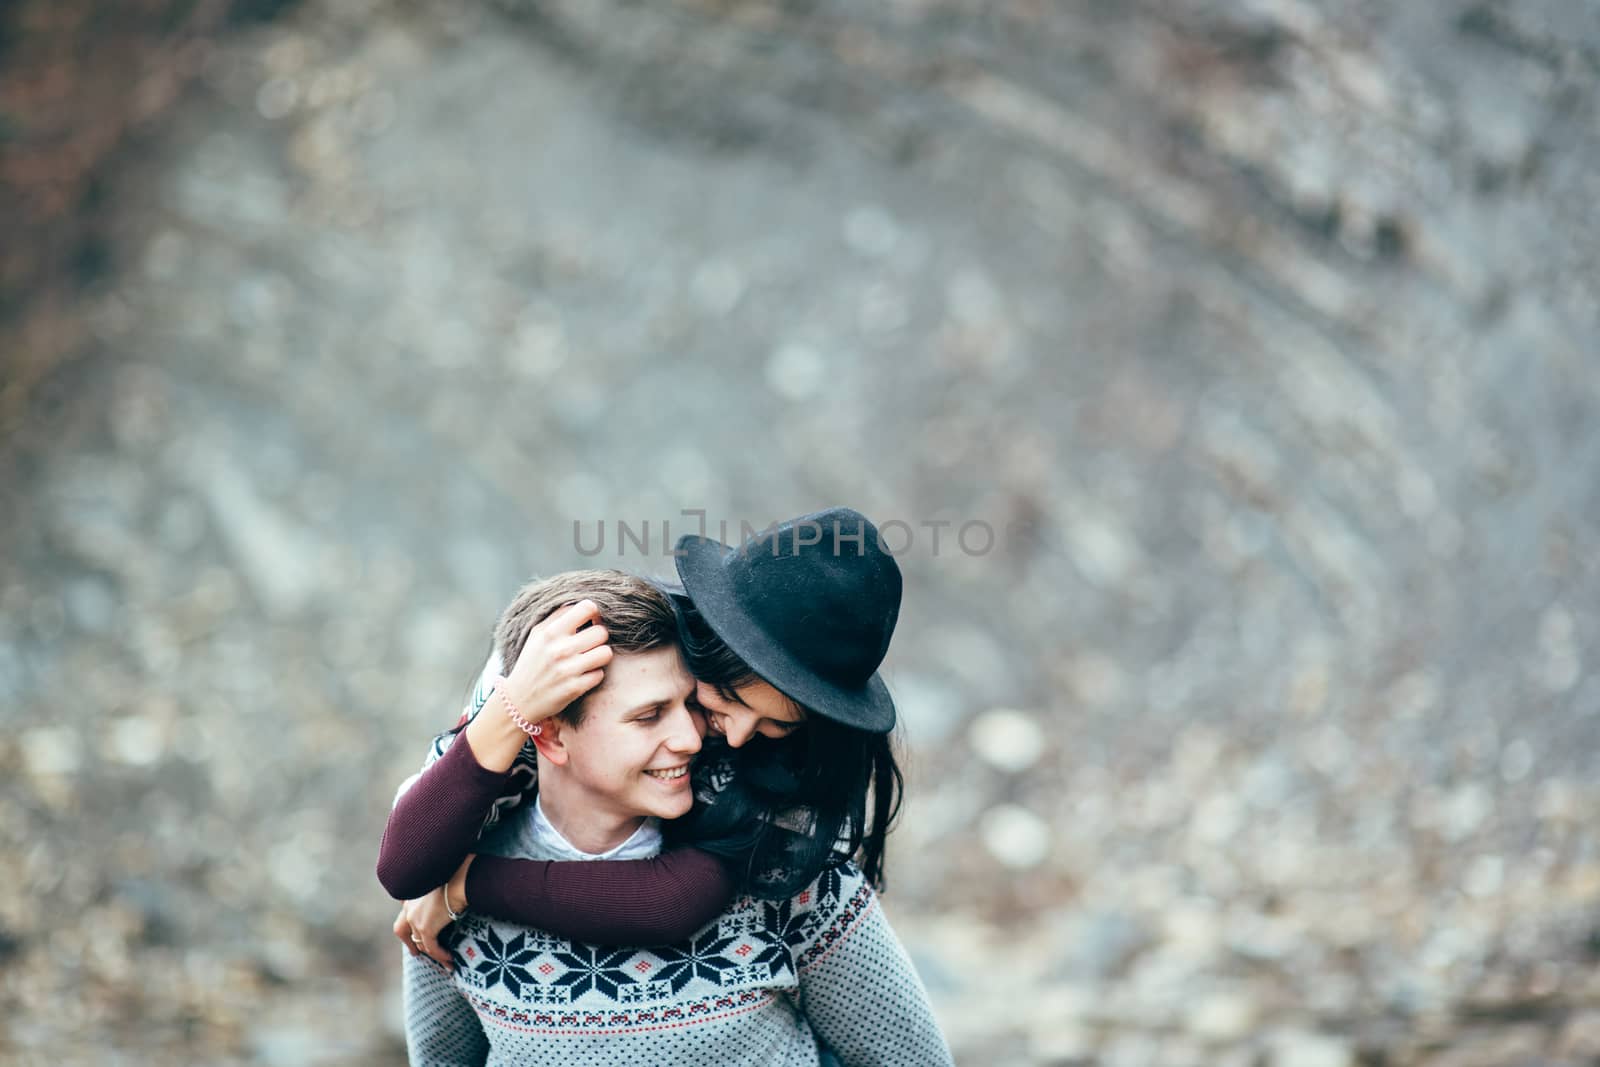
[403,793,953,1066]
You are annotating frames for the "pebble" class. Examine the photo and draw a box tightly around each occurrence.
[1064,650,1125,707]
[1498,738,1533,783]
[979,804,1053,870]
[1536,603,1581,692]
[858,282,910,337]
[107,718,166,767]
[765,342,826,401]
[1268,1031,1355,1067]
[1190,792,1244,845]
[1064,512,1139,588]
[1028,1019,1094,1063]
[507,304,567,379]
[1462,855,1503,898]
[1056,911,1150,980]
[1100,1032,1161,1067]
[968,707,1046,773]
[256,76,300,120]
[21,727,81,777]
[1226,911,1304,963]
[689,260,746,316]
[1185,989,1260,1041]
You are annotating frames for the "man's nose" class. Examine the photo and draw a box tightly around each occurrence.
[666,705,703,754]
[686,705,709,739]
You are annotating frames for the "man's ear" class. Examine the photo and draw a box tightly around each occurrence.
[531,719,569,766]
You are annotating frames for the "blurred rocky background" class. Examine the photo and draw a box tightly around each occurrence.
[3,0,1599,1063]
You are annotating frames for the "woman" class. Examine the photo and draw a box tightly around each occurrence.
[377,508,950,1064]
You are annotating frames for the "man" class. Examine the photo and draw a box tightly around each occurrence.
[394,567,952,1066]
[397,571,704,1062]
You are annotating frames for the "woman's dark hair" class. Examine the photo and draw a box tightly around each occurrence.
[663,599,905,898]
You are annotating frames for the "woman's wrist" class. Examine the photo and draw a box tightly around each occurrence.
[493,679,550,738]
[499,670,564,728]
[462,687,534,773]
[446,855,474,919]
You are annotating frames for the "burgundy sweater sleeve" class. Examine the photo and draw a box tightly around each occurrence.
[376,731,510,900]
[376,730,739,945]
[465,847,740,946]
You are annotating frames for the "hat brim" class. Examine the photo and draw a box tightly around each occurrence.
[676,536,897,733]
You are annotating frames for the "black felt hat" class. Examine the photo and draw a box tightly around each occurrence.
[675,507,902,733]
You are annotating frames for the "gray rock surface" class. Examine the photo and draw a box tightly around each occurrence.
[3,0,1600,1063]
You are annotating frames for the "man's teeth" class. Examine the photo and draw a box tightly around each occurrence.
[644,767,688,780]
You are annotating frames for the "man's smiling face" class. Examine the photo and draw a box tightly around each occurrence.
[553,645,704,823]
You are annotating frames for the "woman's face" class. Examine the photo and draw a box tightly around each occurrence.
[694,678,806,747]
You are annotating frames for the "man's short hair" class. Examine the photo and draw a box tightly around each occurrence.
[494,570,679,729]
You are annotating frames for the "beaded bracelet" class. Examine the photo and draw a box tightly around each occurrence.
[494,677,543,737]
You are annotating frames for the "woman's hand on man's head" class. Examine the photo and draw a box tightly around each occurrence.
[467,600,614,773]
[503,599,614,721]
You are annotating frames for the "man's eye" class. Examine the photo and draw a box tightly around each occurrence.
[636,712,661,723]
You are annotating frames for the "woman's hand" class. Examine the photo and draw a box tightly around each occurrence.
[501,599,613,721]
[394,887,456,970]
[465,600,613,772]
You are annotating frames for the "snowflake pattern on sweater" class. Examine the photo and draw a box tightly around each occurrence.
[453,867,854,1024]
[408,861,949,1066]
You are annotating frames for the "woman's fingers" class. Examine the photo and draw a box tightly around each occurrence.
[402,891,457,970]
[511,601,597,666]
[572,643,613,676]
[553,599,601,634]
[414,928,453,969]
[394,911,420,957]
[501,600,611,720]
[567,622,609,653]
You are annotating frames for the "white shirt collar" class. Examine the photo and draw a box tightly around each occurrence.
[531,795,662,861]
